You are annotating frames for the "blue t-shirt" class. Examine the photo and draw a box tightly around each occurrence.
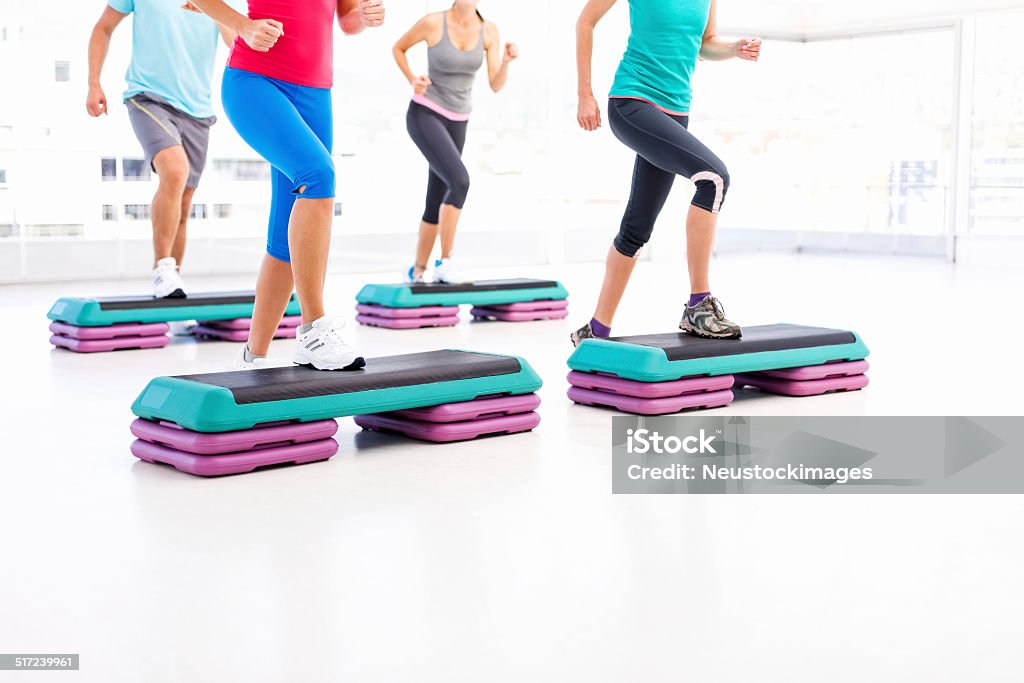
[610,0,712,113]
[108,0,232,118]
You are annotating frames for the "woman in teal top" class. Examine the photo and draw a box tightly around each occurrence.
[571,0,762,345]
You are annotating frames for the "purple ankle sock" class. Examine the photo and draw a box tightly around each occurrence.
[688,292,711,308]
[589,318,611,338]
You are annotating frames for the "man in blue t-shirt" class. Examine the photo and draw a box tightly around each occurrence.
[87,1,238,304]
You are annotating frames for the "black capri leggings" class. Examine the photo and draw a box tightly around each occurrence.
[607,97,731,258]
[406,101,470,224]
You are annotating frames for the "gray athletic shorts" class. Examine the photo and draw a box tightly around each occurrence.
[125,92,216,188]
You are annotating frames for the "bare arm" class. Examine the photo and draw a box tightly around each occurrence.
[86,6,128,117]
[484,22,517,93]
[700,0,761,62]
[188,0,283,51]
[181,3,237,46]
[217,23,237,48]
[338,0,385,36]
[393,15,435,87]
[576,0,617,131]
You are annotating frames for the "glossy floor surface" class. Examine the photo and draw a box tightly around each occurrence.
[1,254,1022,682]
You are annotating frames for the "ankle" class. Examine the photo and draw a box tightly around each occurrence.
[589,317,612,338]
[688,292,711,308]
[243,345,267,362]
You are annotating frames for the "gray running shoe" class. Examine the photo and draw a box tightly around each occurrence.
[570,322,597,348]
[679,296,742,339]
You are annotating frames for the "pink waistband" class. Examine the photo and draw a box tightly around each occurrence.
[610,96,689,117]
[412,94,471,122]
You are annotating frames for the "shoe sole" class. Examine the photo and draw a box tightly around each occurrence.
[293,355,367,372]
[156,289,187,300]
[678,322,743,340]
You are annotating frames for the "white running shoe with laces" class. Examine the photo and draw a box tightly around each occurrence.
[230,345,273,371]
[293,316,365,371]
[153,257,187,299]
[432,257,469,284]
[405,265,426,284]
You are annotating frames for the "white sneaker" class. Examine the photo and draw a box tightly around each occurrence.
[405,265,426,284]
[153,257,187,299]
[230,345,273,371]
[293,316,365,371]
[168,320,197,336]
[432,257,469,284]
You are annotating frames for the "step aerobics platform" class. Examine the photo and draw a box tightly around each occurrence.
[355,279,569,329]
[47,292,302,353]
[567,324,869,415]
[130,350,542,475]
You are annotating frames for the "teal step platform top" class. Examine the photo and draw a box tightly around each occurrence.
[48,291,301,327]
[132,350,543,432]
[568,324,869,383]
[356,279,569,308]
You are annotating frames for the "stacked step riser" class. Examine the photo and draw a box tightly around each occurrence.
[355,394,542,443]
[129,418,340,477]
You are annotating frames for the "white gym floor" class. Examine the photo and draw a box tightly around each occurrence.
[1,253,1022,682]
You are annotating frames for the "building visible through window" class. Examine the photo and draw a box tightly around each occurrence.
[214,204,231,219]
[101,158,117,181]
[334,203,343,216]
[213,158,271,181]
[124,205,151,220]
[122,158,151,181]
[102,205,116,221]
[190,205,208,220]
[0,169,7,185]
[54,61,70,82]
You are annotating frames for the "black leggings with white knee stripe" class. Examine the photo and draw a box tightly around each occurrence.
[608,97,730,258]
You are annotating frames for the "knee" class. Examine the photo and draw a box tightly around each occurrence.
[294,156,336,198]
[448,171,470,208]
[692,161,730,213]
[156,156,190,191]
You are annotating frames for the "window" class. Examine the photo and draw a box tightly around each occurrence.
[214,204,232,219]
[0,169,6,185]
[190,204,208,220]
[54,61,70,82]
[102,205,116,221]
[28,224,84,237]
[124,205,151,220]
[970,12,1024,236]
[101,158,117,181]
[334,202,343,217]
[122,158,151,181]
[212,158,271,181]
[693,31,954,238]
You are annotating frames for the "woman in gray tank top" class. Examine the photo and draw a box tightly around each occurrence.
[393,1,518,284]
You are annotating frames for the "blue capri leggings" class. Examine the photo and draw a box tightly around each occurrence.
[222,67,335,262]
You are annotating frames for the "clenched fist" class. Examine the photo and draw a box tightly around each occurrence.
[503,42,519,64]
[241,18,284,52]
[359,0,385,28]
[412,75,431,96]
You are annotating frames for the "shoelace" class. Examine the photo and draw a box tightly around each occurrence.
[702,296,727,320]
[319,316,349,346]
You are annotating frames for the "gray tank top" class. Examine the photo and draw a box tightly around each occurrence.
[424,13,485,115]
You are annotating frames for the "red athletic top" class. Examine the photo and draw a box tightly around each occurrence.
[228,0,336,89]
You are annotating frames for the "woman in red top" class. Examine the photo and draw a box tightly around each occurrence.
[188,0,385,371]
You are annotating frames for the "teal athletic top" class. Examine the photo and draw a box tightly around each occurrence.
[609,0,712,114]
[107,0,240,118]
